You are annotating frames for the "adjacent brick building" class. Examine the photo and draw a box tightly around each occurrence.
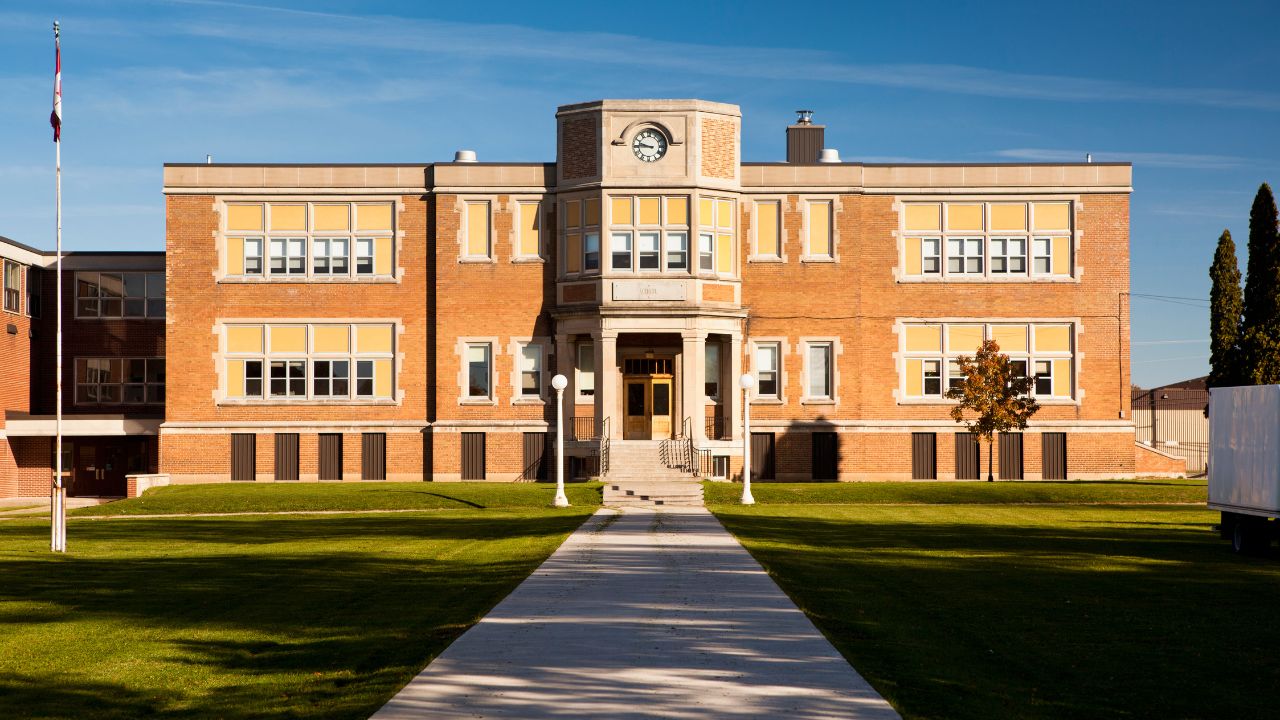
[1,98,1138,497]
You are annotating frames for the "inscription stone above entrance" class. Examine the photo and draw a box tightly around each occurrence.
[612,280,686,302]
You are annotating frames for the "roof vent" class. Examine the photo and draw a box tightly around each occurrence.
[817,148,841,163]
[453,150,477,163]
[795,109,814,125]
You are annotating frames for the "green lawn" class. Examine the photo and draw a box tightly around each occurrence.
[709,481,1280,720]
[73,481,603,516]
[703,477,1206,505]
[1,483,599,719]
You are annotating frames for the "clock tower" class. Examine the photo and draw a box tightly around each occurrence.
[555,99,741,191]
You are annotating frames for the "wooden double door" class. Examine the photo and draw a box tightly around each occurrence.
[623,374,674,440]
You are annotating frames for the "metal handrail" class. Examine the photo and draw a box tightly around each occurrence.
[599,416,610,477]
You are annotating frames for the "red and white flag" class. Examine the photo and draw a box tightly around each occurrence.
[50,23,61,142]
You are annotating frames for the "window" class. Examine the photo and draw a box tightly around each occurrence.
[465,201,491,258]
[755,344,779,398]
[611,232,633,270]
[562,198,601,274]
[947,238,983,274]
[754,200,781,258]
[312,239,349,275]
[699,233,715,271]
[25,266,41,317]
[705,344,720,400]
[901,322,1074,400]
[244,238,263,275]
[516,201,541,258]
[903,201,1072,280]
[805,200,832,258]
[75,358,164,405]
[520,343,542,398]
[638,232,660,270]
[224,323,395,402]
[577,343,595,399]
[74,272,165,318]
[584,233,600,271]
[3,261,21,313]
[990,238,1026,275]
[806,343,833,399]
[467,343,492,399]
[666,232,688,270]
[224,201,394,280]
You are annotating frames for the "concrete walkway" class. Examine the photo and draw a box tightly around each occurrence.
[373,508,899,719]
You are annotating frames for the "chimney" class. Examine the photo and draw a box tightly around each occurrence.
[786,109,825,164]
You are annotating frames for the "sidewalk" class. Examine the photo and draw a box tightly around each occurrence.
[373,507,899,719]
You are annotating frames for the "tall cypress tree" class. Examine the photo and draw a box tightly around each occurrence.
[1241,183,1280,384]
[1208,229,1242,388]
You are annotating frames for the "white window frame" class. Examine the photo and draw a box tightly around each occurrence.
[989,237,1027,276]
[898,321,1077,404]
[458,337,499,405]
[705,343,721,402]
[513,199,545,261]
[509,338,550,404]
[576,342,595,401]
[749,339,788,403]
[3,260,22,314]
[946,237,984,275]
[801,198,836,262]
[462,200,493,261]
[610,231,634,271]
[801,339,838,403]
[749,197,785,262]
[222,322,396,404]
[900,201,1074,281]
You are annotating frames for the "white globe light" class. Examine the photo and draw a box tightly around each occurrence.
[740,373,756,389]
[551,374,568,391]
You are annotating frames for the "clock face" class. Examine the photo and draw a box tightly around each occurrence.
[631,129,668,162]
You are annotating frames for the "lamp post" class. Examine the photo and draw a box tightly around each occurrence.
[740,373,755,505]
[551,374,570,508]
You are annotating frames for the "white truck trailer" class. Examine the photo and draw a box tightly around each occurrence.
[1208,385,1280,554]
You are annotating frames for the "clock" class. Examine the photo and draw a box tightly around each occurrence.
[631,129,667,163]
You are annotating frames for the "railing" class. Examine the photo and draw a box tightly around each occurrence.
[572,415,597,441]
[661,417,712,478]
[599,417,611,477]
[705,412,729,441]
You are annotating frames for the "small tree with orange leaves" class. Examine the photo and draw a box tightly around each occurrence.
[946,339,1040,481]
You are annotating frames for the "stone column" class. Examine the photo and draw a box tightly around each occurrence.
[681,330,707,442]
[728,331,744,441]
[595,331,618,439]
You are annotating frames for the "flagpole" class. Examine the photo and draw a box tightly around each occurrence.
[52,20,65,553]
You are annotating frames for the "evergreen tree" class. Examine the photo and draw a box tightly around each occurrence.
[1241,183,1280,384]
[1208,229,1242,388]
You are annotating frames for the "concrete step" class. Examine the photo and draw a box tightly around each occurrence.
[604,481,705,508]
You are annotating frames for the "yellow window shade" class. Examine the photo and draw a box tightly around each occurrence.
[519,203,540,256]
[989,325,1029,353]
[357,325,394,354]
[947,325,984,353]
[756,202,779,256]
[904,325,942,353]
[313,205,350,232]
[611,197,632,225]
[565,200,582,229]
[1051,237,1071,275]
[638,197,661,225]
[716,199,734,230]
[226,204,264,232]
[226,325,263,354]
[226,359,245,398]
[698,198,715,227]
[466,202,490,256]
[1034,325,1072,353]
[808,201,831,256]
[373,359,393,397]
[356,203,393,232]
[270,204,306,232]
[1052,359,1072,396]
[1033,202,1071,231]
[227,237,245,275]
[946,204,983,232]
[584,198,601,226]
[313,325,350,353]
[375,237,393,275]
[666,197,688,225]
[904,203,941,232]
[904,238,922,275]
[270,326,307,353]
[990,204,1027,232]
[905,359,923,396]
[716,233,733,273]
[566,233,582,273]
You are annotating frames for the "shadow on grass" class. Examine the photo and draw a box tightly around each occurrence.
[0,512,590,720]
[713,507,1280,720]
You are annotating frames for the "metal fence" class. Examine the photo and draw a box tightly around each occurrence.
[1131,388,1208,475]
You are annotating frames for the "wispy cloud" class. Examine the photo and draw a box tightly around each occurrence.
[994,148,1251,169]
[9,2,1280,113]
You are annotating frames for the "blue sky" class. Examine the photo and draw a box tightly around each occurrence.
[2,0,1277,387]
